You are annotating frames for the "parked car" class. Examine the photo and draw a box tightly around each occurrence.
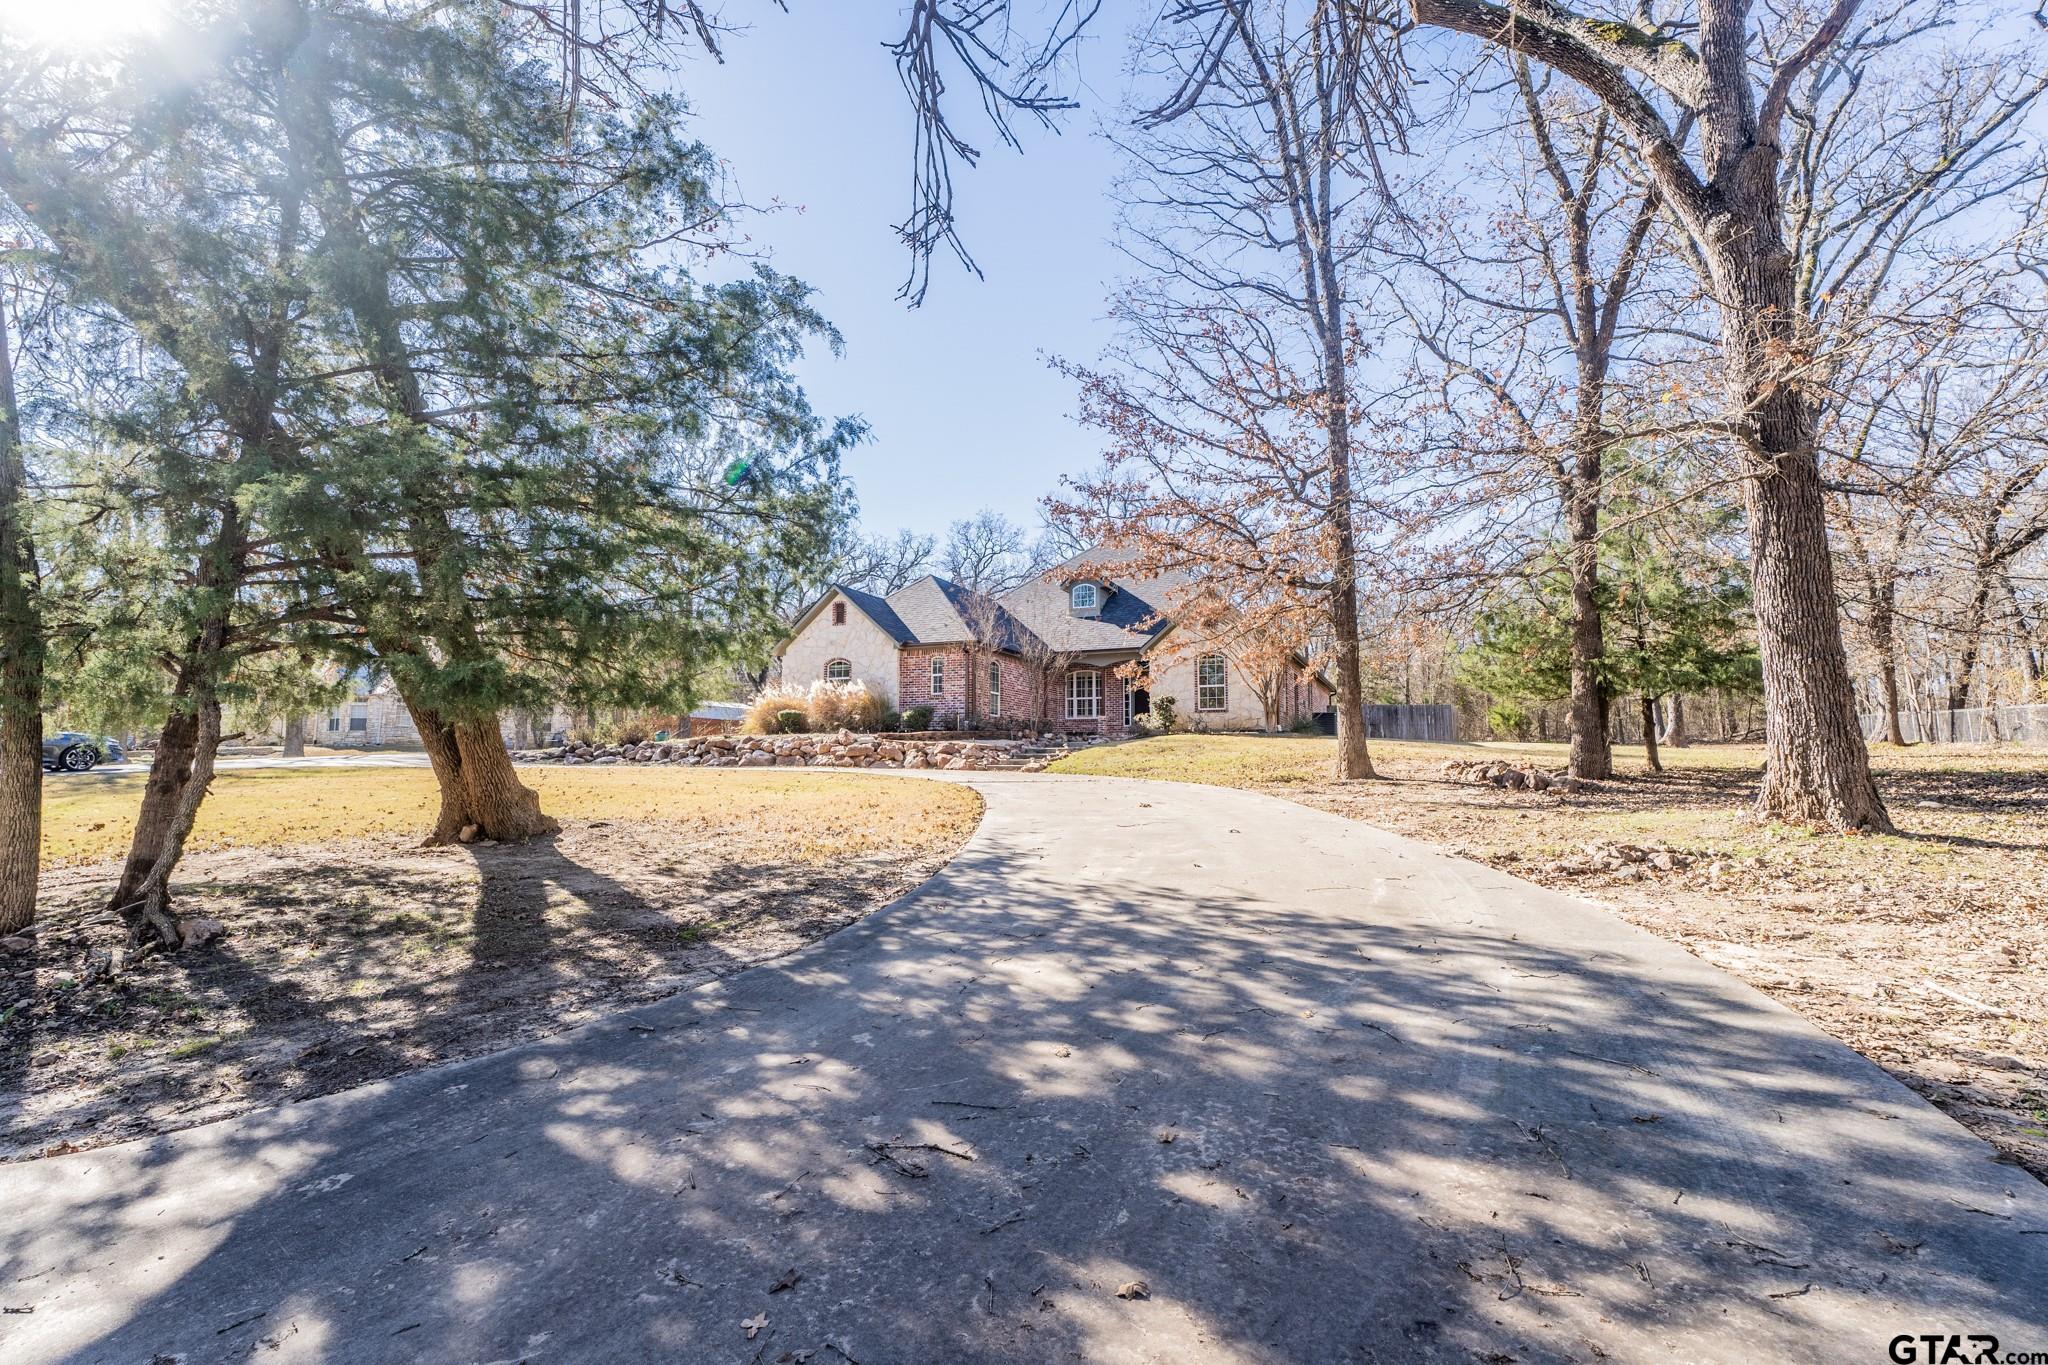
[41,732,111,772]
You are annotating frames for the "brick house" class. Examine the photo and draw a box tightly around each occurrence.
[774,549,1333,736]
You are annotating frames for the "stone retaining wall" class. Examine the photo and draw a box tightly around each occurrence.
[520,730,1049,773]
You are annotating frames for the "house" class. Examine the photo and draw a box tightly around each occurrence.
[774,549,1333,736]
[311,674,422,747]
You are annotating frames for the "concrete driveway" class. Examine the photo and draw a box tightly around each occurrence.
[3,772,2043,1363]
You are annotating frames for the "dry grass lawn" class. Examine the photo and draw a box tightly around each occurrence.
[40,765,967,866]
[1052,734,2048,1183]
[5,768,981,1158]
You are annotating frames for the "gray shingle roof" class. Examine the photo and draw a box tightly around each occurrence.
[837,585,916,645]
[783,549,1187,658]
[993,550,1189,655]
[877,577,1035,652]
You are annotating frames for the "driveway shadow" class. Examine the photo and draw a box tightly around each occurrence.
[2,775,2043,1363]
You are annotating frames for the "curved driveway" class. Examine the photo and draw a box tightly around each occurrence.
[3,772,2043,1363]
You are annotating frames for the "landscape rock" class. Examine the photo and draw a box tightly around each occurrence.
[178,917,227,950]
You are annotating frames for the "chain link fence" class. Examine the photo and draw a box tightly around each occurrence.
[1859,703,2048,745]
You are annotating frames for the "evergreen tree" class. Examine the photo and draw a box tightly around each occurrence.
[0,1,848,943]
[1463,471,1760,769]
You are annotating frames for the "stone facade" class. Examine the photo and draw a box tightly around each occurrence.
[782,589,905,708]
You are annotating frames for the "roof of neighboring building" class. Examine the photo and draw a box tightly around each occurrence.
[689,701,747,721]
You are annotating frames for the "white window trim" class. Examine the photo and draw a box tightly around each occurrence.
[986,660,1001,717]
[824,659,852,683]
[1070,582,1097,610]
[929,656,945,695]
[1065,669,1101,720]
[1196,654,1229,712]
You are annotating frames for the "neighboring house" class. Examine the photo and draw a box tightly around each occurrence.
[311,675,422,748]
[774,549,1333,736]
[685,702,745,736]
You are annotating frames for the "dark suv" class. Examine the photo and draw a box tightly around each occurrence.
[42,732,121,772]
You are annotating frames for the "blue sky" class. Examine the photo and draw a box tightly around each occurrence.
[680,8,1130,539]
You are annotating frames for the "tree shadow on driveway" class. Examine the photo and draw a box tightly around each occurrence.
[3,776,2044,1364]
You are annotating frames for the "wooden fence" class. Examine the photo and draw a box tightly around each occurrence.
[1360,703,1457,742]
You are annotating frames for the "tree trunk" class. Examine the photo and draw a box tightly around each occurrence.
[1869,596,1908,745]
[2003,573,2042,691]
[117,695,224,950]
[108,705,200,916]
[1707,216,1892,830]
[1566,430,1612,780]
[0,301,40,936]
[1663,694,1689,747]
[280,714,306,758]
[390,671,557,844]
[1947,568,1994,720]
[1639,695,1663,772]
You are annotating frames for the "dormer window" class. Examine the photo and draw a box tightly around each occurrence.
[1070,583,1098,611]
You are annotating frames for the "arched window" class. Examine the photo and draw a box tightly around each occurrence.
[1070,582,1097,610]
[825,659,852,683]
[1196,654,1228,712]
[831,601,847,625]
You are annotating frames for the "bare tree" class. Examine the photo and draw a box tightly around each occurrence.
[940,508,1042,595]
[840,527,937,595]
[1057,0,1409,781]
[505,0,1099,304]
[1399,0,1868,826]
[1400,62,1680,780]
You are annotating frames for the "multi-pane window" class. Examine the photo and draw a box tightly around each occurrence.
[930,656,945,695]
[987,660,1002,717]
[1066,670,1101,719]
[348,702,369,733]
[1196,654,1228,712]
[825,659,852,683]
[1070,583,1097,610]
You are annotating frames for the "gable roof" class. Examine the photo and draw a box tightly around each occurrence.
[775,576,1033,655]
[994,549,1190,655]
[883,576,1037,653]
[776,549,1196,659]
[774,583,914,654]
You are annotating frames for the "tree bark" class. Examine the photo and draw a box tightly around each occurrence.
[1663,694,1688,748]
[280,714,306,758]
[116,695,224,951]
[1708,221,1892,829]
[1639,694,1663,772]
[1565,427,1613,780]
[108,701,200,916]
[0,298,41,936]
[1947,567,1994,719]
[391,672,558,844]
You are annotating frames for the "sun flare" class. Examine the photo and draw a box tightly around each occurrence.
[0,0,167,49]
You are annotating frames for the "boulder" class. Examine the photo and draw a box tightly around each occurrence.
[179,917,227,950]
[740,751,775,767]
